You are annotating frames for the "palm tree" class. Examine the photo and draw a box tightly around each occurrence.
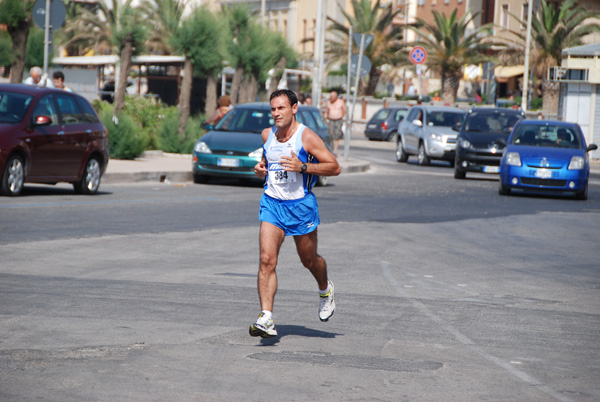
[0,0,36,83]
[224,5,253,105]
[327,0,405,96]
[171,5,225,134]
[139,0,188,55]
[409,10,494,104]
[502,0,600,113]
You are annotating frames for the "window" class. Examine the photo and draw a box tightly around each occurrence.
[521,3,528,29]
[76,97,99,123]
[417,0,425,5]
[502,4,509,29]
[0,92,32,123]
[32,95,58,125]
[56,94,83,124]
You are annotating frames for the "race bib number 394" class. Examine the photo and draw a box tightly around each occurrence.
[269,163,297,184]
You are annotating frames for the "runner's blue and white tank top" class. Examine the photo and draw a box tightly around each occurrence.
[264,124,318,200]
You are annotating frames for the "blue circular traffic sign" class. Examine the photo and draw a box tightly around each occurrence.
[409,46,427,65]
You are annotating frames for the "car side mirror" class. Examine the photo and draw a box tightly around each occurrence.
[34,115,52,126]
[452,124,460,132]
[586,143,598,152]
[412,119,422,127]
[496,137,508,146]
[203,123,214,131]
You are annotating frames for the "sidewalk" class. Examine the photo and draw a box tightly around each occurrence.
[103,150,370,184]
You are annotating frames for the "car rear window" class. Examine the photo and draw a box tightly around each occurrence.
[511,124,582,148]
[76,97,100,123]
[373,109,391,120]
[427,111,464,127]
[465,111,522,133]
[0,91,33,123]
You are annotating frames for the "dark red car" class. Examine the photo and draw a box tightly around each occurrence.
[0,84,109,196]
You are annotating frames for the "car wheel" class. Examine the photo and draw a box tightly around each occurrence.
[396,138,408,163]
[1,154,25,196]
[575,184,588,200]
[418,142,430,166]
[74,156,102,195]
[454,167,466,179]
[193,174,210,184]
[386,131,397,142]
[316,175,328,187]
[498,180,511,196]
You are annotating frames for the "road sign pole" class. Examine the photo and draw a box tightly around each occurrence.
[347,34,366,161]
[344,26,353,161]
[43,0,51,77]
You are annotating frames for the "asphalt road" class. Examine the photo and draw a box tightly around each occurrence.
[1,140,599,401]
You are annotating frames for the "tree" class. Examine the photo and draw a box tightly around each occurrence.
[171,5,225,134]
[409,10,494,104]
[0,0,36,83]
[502,0,600,113]
[139,0,188,55]
[327,0,405,96]
[224,5,253,105]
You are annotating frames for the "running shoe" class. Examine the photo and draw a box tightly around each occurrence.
[319,280,335,322]
[249,312,278,338]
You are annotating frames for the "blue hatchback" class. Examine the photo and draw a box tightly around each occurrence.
[499,120,598,200]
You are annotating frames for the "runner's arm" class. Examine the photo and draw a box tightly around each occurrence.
[254,128,271,178]
[280,128,340,177]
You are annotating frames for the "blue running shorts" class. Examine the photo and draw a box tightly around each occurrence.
[259,193,320,236]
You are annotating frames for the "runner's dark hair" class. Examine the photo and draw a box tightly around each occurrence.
[270,89,298,107]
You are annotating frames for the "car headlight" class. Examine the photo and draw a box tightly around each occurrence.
[429,133,443,142]
[568,156,585,170]
[460,139,472,149]
[194,141,212,154]
[248,147,263,158]
[506,152,521,167]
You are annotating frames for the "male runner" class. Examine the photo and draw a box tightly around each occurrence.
[249,89,341,338]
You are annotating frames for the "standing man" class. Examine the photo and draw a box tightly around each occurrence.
[250,89,341,338]
[24,66,49,87]
[324,90,346,157]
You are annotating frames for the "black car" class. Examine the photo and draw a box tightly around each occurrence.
[454,108,525,179]
[364,107,408,141]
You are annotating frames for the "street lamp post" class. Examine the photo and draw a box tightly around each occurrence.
[522,0,534,112]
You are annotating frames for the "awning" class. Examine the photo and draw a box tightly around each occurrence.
[494,65,524,83]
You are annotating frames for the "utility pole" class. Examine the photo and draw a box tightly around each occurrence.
[312,0,327,111]
[521,0,534,112]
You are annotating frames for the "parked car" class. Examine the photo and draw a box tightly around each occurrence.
[454,108,525,179]
[499,120,597,200]
[192,102,332,186]
[0,84,109,196]
[396,105,466,165]
[364,106,408,141]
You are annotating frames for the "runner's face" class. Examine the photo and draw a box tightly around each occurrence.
[270,95,297,128]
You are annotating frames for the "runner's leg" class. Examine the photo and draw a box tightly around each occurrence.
[258,221,286,312]
[294,229,328,290]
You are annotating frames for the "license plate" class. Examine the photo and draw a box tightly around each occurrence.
[368,124,376,128]
[535,169,552,179]
[483,166,499,173]
[218,158,239,167]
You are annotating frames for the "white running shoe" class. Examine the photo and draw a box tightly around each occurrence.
[319,280,335,322]
[249,312,278,338]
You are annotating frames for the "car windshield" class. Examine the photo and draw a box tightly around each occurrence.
[426,111,464,127]
[511,124,582,148]
[465,111,521,133]
[214,107,274,133]
[373,109,391,120]
[0,91,33,123]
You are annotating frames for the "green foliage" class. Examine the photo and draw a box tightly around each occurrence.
[99,108,148,160]
[156,108,201,154]
[0,0,34,26]
[172,6,225,76]
[122,95,166,149]
[113,5,147,55]
[0,31,12,67]
[531,97,543,110]
[25,27,44,69]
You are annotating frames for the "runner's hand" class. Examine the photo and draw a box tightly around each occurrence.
[280,151,301,172]
[254,159,267,178]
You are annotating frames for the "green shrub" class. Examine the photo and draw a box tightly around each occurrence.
[122,95,166,149]
[530,97,543,110]
[156,108,203,154]
[100,109,148,160]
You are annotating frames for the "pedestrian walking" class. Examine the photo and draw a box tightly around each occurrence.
[52,71,72,92]
[250,89,341,338]
[23,66,49,87]
[324,90,346,157]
